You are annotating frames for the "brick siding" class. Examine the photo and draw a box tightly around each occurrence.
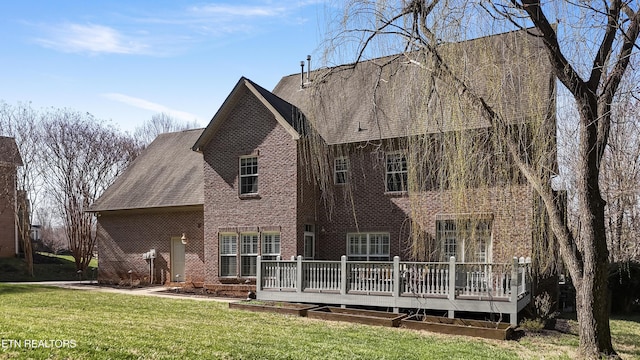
[202,86,299,285]
[96,206,204,285]
[313,144,533,264]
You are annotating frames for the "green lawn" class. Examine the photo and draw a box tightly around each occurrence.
[0,253,97,282]
[0,285,637,360]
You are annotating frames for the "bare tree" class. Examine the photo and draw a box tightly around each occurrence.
[318,0,639,357]
[601,100,640,263]
[40,110,138,272]
[36,207,68,254]
[133,112,200,146]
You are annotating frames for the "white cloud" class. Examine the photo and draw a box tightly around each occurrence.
[35,23,150,55]
[102,93,201,122]
[189,4,288,17]
[32,1,324,55]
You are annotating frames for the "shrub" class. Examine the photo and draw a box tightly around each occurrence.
[520,318,545,333]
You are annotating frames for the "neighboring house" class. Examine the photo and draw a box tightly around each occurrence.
[89,129,205,285]
[94,27,555,315]
[0,136,23,258]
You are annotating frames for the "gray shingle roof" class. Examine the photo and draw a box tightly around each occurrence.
[272,28,553,145]
[90,129,204,212]
[0,136,23,166]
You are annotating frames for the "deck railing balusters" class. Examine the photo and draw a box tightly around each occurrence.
[259,256,529,300]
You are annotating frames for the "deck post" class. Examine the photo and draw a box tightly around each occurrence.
[340,255,347,296]
[448,256,456,319]
[520,257,526,296]
[256,255,262,293]
[275,255,281,290]
[393,256,400,313]
[340,255,347,309]
[296,255,303,293]
[510,257,519,325]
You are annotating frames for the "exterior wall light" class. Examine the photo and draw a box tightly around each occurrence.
[181,233,188,245]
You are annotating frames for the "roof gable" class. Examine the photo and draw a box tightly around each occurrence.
[192,77,305,152]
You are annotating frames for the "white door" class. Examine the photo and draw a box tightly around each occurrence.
[304,225,315,259]
[171,237,185,282]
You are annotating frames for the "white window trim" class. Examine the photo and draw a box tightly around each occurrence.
[385,152,408,193]
[346,232,390,261]
[239,156,258,195]
[437,219,492,263]
[219,233,238,277]
[240,233,259,277]
[261,232,281,258]
[219,230,284,277]
[334,157,349,185]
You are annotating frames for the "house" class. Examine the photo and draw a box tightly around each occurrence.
[89,129,205,285]
[93,28,555,320]
[192,28,554,287]
[0,136,23,258]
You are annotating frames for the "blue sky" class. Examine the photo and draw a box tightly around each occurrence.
[0,1,327,133]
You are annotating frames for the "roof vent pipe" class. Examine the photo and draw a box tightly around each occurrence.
[306,55,311,83]
[300,61,305,89]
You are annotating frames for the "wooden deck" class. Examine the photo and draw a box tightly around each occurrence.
[256,256,531,325]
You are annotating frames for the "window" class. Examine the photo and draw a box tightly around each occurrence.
[219,234,237,277]
[239,156,258,195]
[386,153,407,192]
[347,233,390,261]
[436,219,492,262]
[262,233,281,260]
[240,233,259,276]
[304,225,315,259]
[220,231,281,277]
[334,157,349,185]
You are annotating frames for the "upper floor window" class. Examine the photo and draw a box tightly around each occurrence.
[239,156,258,195]
[334,157,349,185]
[386,153,407,193]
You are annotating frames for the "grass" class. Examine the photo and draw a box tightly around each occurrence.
[0,253,97,282]
[0,285,638,359]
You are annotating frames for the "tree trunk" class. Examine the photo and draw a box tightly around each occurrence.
[573,117,615,358]
[574,251,614,357]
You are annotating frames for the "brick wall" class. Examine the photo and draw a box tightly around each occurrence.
[313,143,534,264]
[0,166,17,258]
[96,206,204,284]
[202,86,299,285]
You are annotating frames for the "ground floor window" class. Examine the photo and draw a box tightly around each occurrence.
[219,230,280,277]
[261,233,280,261]
[241,233,259,276]
[219,234,237,277]
[436,218,492,262]
[347,233,390,261]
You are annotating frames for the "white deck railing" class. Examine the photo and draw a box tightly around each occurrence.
[257,255,532,325]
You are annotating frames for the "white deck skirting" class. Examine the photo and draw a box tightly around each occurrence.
[256,256,531,325]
